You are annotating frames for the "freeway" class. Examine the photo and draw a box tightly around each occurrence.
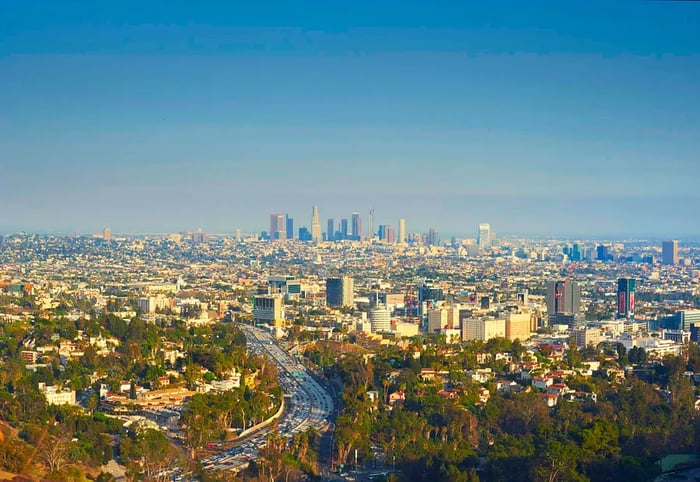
[199,323,335,473]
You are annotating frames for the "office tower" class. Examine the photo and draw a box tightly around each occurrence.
[326,277,354,307]
[571,327,601,347]
[596,245,611,262]
[253,295,285,327]
[311,206,322,242]
[327,218,335,241]
[478,223,491,249]
[340,218,349,240]
[103,228,111,241]
[462,318,506,341]
[368,207,374,240]
[385,225,395,243]
[617,278,636,319]
[398,218,406,244]
[286,215,294,240]
[351,212,362,241]
[571,243,582,261]
[269,213,286,241]
[546,280,581,325]
[235,229,241,242]
[370,306,391,333]
[506,313,532,341]
[298,227,311,241]
[426,228,438,246]
[662,240,679,265]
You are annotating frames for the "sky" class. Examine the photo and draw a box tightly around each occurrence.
[1,1,699,238]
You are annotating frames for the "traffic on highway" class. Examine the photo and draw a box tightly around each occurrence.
[199,323,335,473]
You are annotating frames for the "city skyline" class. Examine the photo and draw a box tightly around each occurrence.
[2,2,699,237]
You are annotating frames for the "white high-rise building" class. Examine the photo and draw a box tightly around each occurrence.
[398,218,406,244]
[462,318,505,341]
[370,306,391,333]
[311,206,322,242]
[478,223,491,249]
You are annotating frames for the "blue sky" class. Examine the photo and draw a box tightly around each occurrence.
[1,1,699,237]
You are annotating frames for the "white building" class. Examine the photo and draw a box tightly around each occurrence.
[38,383,76,406]
[462,318,506,341]
[370,306,391,333]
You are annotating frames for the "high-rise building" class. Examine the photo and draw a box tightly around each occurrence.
[368,207,374,240]
[596,245,612,261]
[662,240,679,265]
[385,225,395,243]
[571,327,601,347]
[269,213,286,241]
[103,228,111,241]
[617,278,636,319]
[398,218,406,244]
[427,228,438,246]
[311,206,322,242]
[340,219,349,240]
[462,318,506,341]
[505,313,532,341]
[326,277,354,307]
[370,306,391,333]
[285,215,294,240]
[235,229,241,242]
[298,227,311,241]
[546,280,581,325]
[327,219,335,241]
[253,295,285,327]
[478,223,491,249]
[351,213,362,241]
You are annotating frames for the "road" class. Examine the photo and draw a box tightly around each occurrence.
[198,323,335,473]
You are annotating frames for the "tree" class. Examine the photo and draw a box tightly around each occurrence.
[41,433,71,474]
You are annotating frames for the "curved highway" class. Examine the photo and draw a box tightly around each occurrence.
[200,324,334,473]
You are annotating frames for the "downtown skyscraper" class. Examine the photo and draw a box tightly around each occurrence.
[351,212,362,241]
[269,213,286,241]
[311,206,322,243]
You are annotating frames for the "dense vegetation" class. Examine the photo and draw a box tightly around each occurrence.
[321,337,700,482]
[0,315,282,481]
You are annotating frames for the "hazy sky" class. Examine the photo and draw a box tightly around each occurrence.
[2,1,699,238]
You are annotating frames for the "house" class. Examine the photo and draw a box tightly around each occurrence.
[547,383,570,396]
[388,391,405,406]
[468,368,493,383]
[533,376,554,391]
[437,389,458,400]
[542,393,559,407]
[477,387,491,404]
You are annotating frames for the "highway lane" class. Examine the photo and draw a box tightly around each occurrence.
[199,323,334,473]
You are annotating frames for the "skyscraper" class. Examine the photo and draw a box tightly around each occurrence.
[368,207,374,240]
[617,278,636,319]
[398,218,406,244]
[662,240,679,265]
[103,228,111,241]
[546,280,581,326]
[478,223,491,249]
[385,225,395,243]
[285,215,294,240]
[340,218,349,240]
[427,228,438,246]
[269,213,286,241]
[351,212,362,241]
[326,277,354,307]
[311,206,322,243]
[327,218,335,241]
